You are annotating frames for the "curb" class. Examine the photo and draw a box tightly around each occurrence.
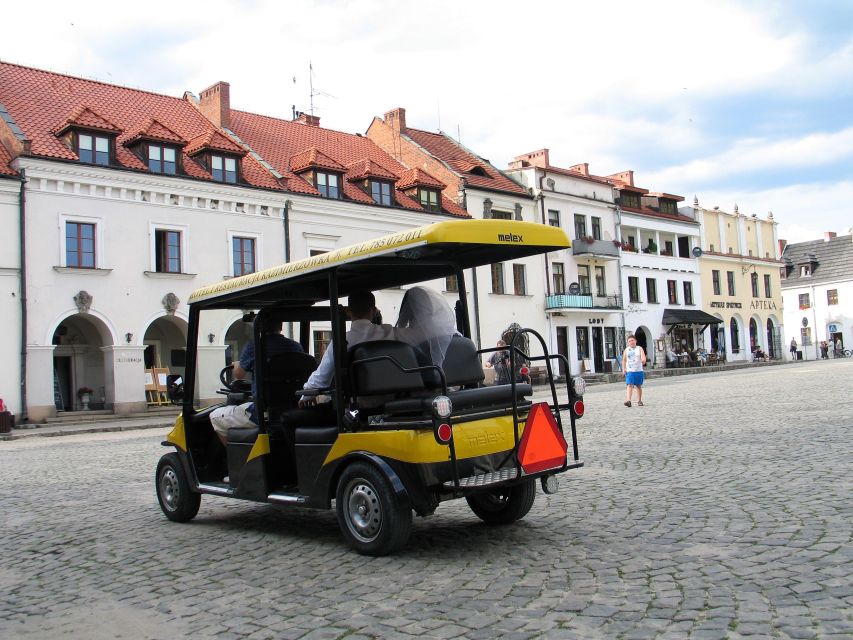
[1,420,173,442]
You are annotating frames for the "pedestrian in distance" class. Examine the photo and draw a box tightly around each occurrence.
[790,338,798,360]
[621,334,647,407]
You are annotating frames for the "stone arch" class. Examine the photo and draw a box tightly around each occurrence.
[142,314,189,378]
[51,312,115,412]
[224,313,254,370]
[729,314,744,358]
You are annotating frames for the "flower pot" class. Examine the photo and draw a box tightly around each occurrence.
[80,394,91,410]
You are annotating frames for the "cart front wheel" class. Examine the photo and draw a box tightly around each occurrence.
[335,462,412,556]
[156,452,201,522]
[466,479,536,525]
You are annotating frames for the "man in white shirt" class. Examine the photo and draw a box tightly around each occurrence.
[621,334,647,407]
[299,290,418,407]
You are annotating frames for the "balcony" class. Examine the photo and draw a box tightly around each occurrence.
[546,293,623,311]
[572,239,620,260]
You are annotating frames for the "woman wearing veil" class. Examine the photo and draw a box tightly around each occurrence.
[395,286,458,368]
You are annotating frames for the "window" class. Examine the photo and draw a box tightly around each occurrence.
[730,318,740,353]
[591,217,602,240]
[800,265,811,277]
[594,266,606,296]
[148,145,177,175]
[799,293,810,310]
[710,244,715,252]
[727,271,735,296]
[316,171,341,199]
[574,214,587,239]
[667,280,678,304]
[751,273,759,298]
[370,180,392,205]
[313,330,332,362]
[683,281,694,305]
[212,155,238,184]
[547,210,561,227]
[76,133,110,166]
[664,240,674,256]
[419,188,440,212]
[445,274,459,293]
[627,235,636,248]
[576,327,590,360]
[604,327,617,359]
[65,222,96,268]
[491,210,512,220]
[764,274,772,298]
[513,264,527,295]
[155,229,182,273]
[620,192,640,208]
[232,237,255,276]
[577,265,591,294]
[552,262,565,294]
[827,289,838,305]
[628,277,640,302]
[659,199,677,215]
[491,263,505,294]
[712,270,721,295]
[646,278,658,303]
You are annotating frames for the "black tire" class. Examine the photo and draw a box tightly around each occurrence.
[335,461,412,556]
[156,453,201,522]
[466,479,536,525]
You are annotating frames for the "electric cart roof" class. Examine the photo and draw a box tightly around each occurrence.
[189,219,570,309]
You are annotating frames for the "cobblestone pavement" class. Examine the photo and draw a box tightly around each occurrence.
[1,360,851,639]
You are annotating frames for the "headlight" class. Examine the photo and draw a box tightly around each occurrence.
[572,376,586,396]
[432,395,453,419]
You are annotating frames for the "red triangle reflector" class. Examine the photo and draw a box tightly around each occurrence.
[518,402,568,474]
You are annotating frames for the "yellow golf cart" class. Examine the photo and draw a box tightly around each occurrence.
[156,219,585,555]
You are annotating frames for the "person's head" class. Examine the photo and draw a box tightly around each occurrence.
[347,290,376,321]
[496,339,506,347]
[627,334,637,346]
[261,317,283,334]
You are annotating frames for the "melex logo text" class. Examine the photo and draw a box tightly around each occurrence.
[498,233,523,242]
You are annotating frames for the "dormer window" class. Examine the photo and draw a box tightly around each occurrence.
[419,188,440,212]
[801,265,811,277]
[621,192,640,208]
[76,133,111,166]
[315,171,341,199]
[211,155,238,184]
[659,199,677,215]
[148,144,178,175]
[370,180,392,205]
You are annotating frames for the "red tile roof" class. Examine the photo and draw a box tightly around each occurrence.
[0,143,16,176]
[0,62,282,190]
[52,105,121,136]
[124,118,186,146]
[396,167,446,190]
[346,158,399,182]
[185,129,245,157]
[229,109,468,216]
[402,128,528,196]
[619,205,696,224]
[290,146,347,173]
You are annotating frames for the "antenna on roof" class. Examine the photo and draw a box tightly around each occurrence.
[437,99,441,132]
[457,124,461,143]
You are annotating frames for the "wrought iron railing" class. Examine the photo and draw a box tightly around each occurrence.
[546,294,623,310]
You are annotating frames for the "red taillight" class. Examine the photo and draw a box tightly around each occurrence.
[520,366,529,376]
[572,400,585,417]
[435,423,453,444]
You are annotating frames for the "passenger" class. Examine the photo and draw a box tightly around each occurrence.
[298,290,420,407]
[395,285,458,368]
[210,318,303,444]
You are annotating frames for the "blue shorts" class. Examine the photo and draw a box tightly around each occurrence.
[625,371,644,386]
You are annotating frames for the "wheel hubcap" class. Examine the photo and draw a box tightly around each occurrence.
[160,467,180,512]
[345,480,381,542]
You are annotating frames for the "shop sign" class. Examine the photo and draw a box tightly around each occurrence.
[749,300,777,310]
[710,300,742,309]
[828,323,839,332]
[588,318,604,324]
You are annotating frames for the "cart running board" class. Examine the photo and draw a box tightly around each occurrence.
[444,467,518,489]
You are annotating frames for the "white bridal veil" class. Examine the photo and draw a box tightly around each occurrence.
[395,286,458,367]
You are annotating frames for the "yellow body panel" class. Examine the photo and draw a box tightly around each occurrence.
[189,219,569,304]
[247,433,270,462]
[323,415,527,465]
[165,414,187,452]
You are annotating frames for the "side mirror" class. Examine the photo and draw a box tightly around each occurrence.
[166,374,184,404]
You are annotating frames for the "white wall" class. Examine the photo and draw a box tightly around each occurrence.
[0,177,22,415]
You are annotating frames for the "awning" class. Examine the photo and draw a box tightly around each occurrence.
[662,309,723,325]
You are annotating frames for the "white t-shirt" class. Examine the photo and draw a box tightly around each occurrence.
[624,346,644,372]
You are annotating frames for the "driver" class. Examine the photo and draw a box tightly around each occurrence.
[210,318,303,443]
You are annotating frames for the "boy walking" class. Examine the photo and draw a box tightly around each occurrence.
[622,334,647,407]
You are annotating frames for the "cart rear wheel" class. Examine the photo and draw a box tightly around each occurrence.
[466,479,536,525]
[156,452,201,522]
[335,462,412,556]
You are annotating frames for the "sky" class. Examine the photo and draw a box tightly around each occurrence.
[2,0,851,244]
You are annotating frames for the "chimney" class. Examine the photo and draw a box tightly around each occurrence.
[294,112,321,127]
[384,107,407,133]
[606,170,634,186]
[824,231,837,242]
[198,81,231,129]
[512,149,549,169]
[568,162,590,176]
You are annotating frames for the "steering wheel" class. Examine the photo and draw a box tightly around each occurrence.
[220,365,252,394]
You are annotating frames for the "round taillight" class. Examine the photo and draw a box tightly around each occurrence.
[572,400,585,418]
[520,366,529,376]
[435,423,453,444]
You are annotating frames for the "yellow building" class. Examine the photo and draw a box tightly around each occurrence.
[688,200,784,361]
